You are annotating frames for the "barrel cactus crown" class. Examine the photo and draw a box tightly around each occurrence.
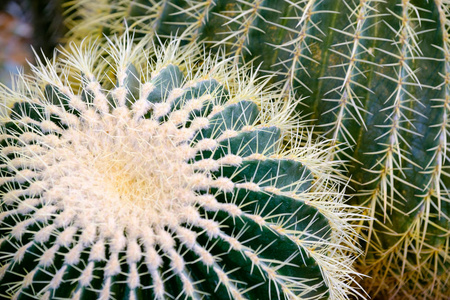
[64,1,450,299]
[0,35,363,299]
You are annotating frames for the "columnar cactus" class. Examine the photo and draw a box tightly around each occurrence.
[63,1,450,299]
[0,35,363,299]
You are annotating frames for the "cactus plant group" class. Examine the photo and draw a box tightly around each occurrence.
[61,1,450,299]
[0,35,363,299]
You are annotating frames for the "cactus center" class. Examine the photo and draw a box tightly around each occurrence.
[91,122,195,208]
[38,107,205,232]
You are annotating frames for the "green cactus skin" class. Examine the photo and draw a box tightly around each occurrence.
[63,0,450,299]
[0,35,363,299]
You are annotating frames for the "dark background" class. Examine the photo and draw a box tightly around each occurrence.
[0,0,64,86]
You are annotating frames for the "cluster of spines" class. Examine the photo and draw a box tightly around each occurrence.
[266,0,329,98]
[320,0,380,152]
[0,35,363,299]
[357,2,449,298]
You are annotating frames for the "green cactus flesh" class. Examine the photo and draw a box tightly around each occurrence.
[0,37,361,299]
[64,0,450,298]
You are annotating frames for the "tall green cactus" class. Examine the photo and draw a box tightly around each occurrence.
[63,0,450,299]
[0,35,363,299]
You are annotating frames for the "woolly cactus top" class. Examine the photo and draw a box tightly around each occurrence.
[0,35,362,299]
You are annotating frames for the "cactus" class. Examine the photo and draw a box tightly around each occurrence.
[62,1,450,299]
[0,35,363,299]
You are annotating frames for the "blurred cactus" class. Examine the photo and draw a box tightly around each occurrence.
[62,0,450,299]
[0,35,363,299]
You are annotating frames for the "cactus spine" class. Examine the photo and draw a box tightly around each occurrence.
[0,35,363,299]
[63,0,450,299]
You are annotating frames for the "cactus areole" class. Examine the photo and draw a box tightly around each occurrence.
[0,36,362,299]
